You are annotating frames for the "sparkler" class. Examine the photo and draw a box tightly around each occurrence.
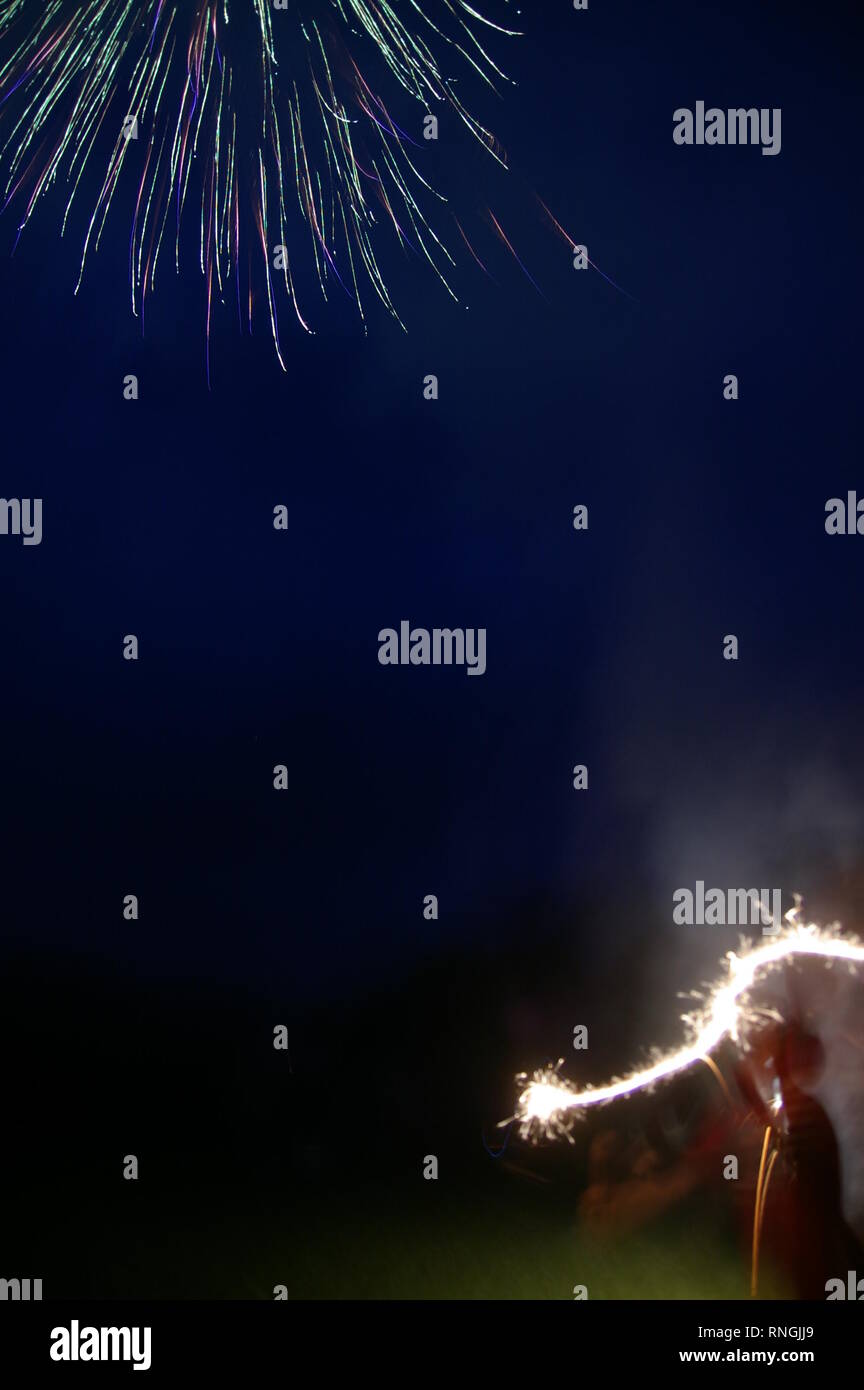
[514,906,864,1141]
[0,0,521,377]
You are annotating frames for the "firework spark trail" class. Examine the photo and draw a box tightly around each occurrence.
[536,194,635,300]
[514,908,864,1139]
[0,0,523,372]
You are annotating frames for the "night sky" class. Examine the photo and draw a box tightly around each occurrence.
[1,0,863,1301]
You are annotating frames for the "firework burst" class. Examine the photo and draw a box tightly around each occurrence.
[0,0,521,377]
[513,904,864,1141]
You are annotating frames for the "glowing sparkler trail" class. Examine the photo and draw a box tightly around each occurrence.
[0,0,522,376]
[514,910,864,1140]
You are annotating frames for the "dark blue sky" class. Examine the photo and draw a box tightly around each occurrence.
[1,0,862,1010]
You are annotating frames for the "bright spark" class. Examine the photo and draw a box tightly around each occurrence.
[514,905,864,1140]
